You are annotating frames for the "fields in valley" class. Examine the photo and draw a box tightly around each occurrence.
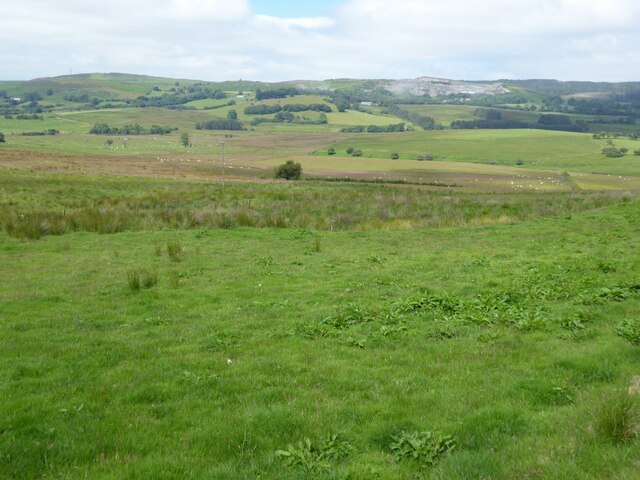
[1,75,640,478]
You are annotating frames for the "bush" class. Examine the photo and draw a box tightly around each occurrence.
[351,149,363,157]
[634,149,640,156]
[391,153,399,160]
[346,147,354,155]
[602,146,625,158]
[327,147,336,155]
[275,160,302,180]
[0,132,5,143]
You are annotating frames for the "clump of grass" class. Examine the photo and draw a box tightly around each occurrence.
[275,434,353,472]
[595,391,640,445]
[127,269,157,291]
[168,271,180,289]
[166,242,184,262]
[313,236,321,252]
[389,430,455,467]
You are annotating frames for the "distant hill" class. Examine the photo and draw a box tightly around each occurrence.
[1,72,639,102]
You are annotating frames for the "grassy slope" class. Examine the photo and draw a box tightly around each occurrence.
[401,104,638,131]
[1,180,639,479]
[317,129,640,174]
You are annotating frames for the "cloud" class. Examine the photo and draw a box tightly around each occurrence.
[166,0,251,21]
[0,0,639,81]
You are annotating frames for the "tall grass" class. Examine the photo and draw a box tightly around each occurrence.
[1,173,634,239]
[595,391,640,445]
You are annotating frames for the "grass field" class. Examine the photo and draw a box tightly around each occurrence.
[315,129,640,175]
[1,169,640,479]
[400,104,638,130]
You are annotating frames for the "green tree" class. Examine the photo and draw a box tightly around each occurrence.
[227,109,238,120]
[327,147,336,155]
[0,132,5,143]
[275,160,302,180]
[180,132,190,147]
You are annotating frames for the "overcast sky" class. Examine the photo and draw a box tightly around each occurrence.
[1,0,639,82]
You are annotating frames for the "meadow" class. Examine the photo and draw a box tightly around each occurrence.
[1,74,640,479]
[1,171,640,479]
[314,129,640,175]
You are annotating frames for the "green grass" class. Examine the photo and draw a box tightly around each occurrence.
[403,105,481,126]
[1,170,633,238]
[1,173,640,478]
[325,110,401,127]
[317,129,640,175]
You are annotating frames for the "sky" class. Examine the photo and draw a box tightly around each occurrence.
[1,0,639,82]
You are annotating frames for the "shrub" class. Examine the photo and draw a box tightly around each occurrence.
[327,147,336,155]
[602,146,625,158]
[634,149,640,156]
[0,132,5,143]
[391,152,399,160]
[275,160,302,180]
[346,147,354,155]
[351,149,363,157]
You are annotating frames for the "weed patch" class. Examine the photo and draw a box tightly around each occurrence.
[577,283,640,305]
[276,434,354,472]
[389,430,456,467]
[616,318,640,345]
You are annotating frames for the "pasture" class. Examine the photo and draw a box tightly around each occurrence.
[315,129,640,175]
[1,74,640,478]
[1,170,640,479]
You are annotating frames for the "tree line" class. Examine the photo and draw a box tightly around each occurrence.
[195,119,244,131]
[340,123,406,133]
[89,123,176,135]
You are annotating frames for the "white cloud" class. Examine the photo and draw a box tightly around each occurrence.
[166,0,251,21]
[0,0,639,81]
